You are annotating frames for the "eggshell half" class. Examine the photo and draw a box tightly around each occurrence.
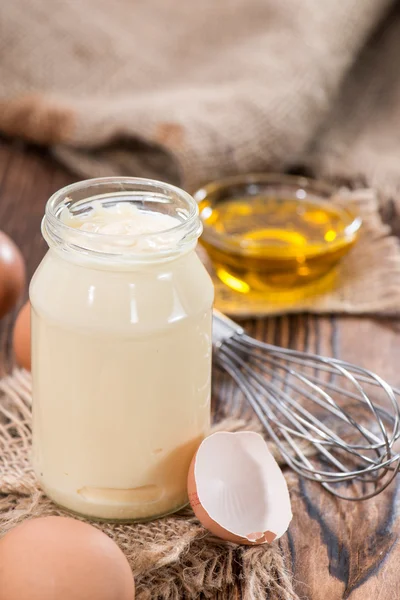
[187,431,292,544]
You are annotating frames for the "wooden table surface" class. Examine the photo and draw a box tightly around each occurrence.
[1,136,400,599]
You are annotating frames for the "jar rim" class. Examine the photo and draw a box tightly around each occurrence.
[43,176,202,262]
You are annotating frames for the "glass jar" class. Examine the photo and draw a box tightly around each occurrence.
[30,177,214,521]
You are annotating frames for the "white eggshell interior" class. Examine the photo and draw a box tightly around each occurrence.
[194,431,292,541]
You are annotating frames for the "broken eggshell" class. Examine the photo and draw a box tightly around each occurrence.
[187,431,292,544]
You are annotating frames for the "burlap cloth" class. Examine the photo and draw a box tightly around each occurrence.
[0,0,399,197]
[2,1,400,597]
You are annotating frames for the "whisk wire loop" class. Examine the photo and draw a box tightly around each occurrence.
[212,311,400,501]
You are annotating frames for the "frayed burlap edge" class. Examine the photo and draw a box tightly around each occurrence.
[200,187,400,318]
[0,370,298,600]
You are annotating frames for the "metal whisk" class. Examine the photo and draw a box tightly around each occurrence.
[212,310,400,500]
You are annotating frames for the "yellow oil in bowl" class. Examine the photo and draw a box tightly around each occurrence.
[194,174,361,297]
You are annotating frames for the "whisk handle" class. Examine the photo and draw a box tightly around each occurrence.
[212,309,244,349]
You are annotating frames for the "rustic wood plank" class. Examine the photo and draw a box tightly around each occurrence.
[214,300,400,598]
[273,315,400,600]
[1,135,400,598]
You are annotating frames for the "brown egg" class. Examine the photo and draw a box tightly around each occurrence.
[0,516,135,600]
[13,300,31,370]
[0,231,25,319]
[187,431,292,545]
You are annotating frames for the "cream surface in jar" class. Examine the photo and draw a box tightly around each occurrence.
[30,178,214,521]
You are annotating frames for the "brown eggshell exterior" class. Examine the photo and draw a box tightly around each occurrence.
[0,516,135,600]
[187,449,276,545]
[13,300,31,370]
[0,231,25,319]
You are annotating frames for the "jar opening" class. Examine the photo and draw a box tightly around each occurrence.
[43,177,202,263]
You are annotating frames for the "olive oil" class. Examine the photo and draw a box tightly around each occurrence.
[199,194,360,294]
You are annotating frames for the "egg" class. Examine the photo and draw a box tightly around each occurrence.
[0,231,25,318]
[13,300,31,370]
[0,516,135,600]
[187,431,292,544]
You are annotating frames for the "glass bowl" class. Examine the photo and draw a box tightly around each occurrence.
[193,174,362,294]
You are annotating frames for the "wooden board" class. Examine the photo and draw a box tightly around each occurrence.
[1,137,400,598]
